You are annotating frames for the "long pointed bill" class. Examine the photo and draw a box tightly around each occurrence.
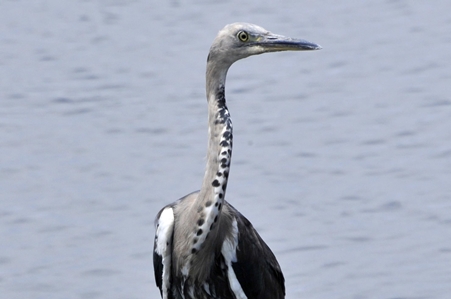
[256,34,322,52]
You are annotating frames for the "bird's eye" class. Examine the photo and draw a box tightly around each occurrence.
[237,31,249,42]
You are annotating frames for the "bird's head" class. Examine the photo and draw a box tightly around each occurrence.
[208,22,321,66]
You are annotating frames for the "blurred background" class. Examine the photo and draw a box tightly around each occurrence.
[1,1,450,298]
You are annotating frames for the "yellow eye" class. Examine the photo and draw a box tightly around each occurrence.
[237,31,249,42]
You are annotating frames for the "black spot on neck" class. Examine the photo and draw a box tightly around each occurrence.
[212,180,220,187]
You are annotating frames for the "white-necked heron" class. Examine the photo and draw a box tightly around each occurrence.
[154,22,321,299]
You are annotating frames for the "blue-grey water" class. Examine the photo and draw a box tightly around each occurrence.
[1,1,450,298]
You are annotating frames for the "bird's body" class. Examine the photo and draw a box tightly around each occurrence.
[154,23,320,299]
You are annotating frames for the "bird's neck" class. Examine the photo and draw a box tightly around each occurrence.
[192,64,233,251]
[200,84,233,203]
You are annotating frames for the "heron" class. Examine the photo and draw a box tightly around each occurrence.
[153,22,321,299]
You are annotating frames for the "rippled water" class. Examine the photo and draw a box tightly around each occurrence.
[1,1,450,298]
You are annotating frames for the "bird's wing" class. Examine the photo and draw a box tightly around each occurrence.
[231,208,285,299]
[153,206,175,299]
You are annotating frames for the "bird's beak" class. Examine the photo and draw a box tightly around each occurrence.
[256,33,322,52]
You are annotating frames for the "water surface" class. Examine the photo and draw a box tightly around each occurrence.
[1,1,450,298]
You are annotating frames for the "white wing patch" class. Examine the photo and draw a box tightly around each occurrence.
[221,218,247,299]
[155,207,175,299]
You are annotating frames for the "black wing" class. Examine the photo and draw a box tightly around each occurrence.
[231,207,285,299]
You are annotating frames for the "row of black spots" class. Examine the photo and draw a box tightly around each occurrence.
[215,193,224,211]
[197,218,205,226]
[216,86,226,106]
[193,225,201,246]
[192,224,207,252]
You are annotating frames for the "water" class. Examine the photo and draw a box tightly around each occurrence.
[1,1,450,298]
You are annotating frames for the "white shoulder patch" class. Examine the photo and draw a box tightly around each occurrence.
[155,207,175,299]
[221,218,247,299]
